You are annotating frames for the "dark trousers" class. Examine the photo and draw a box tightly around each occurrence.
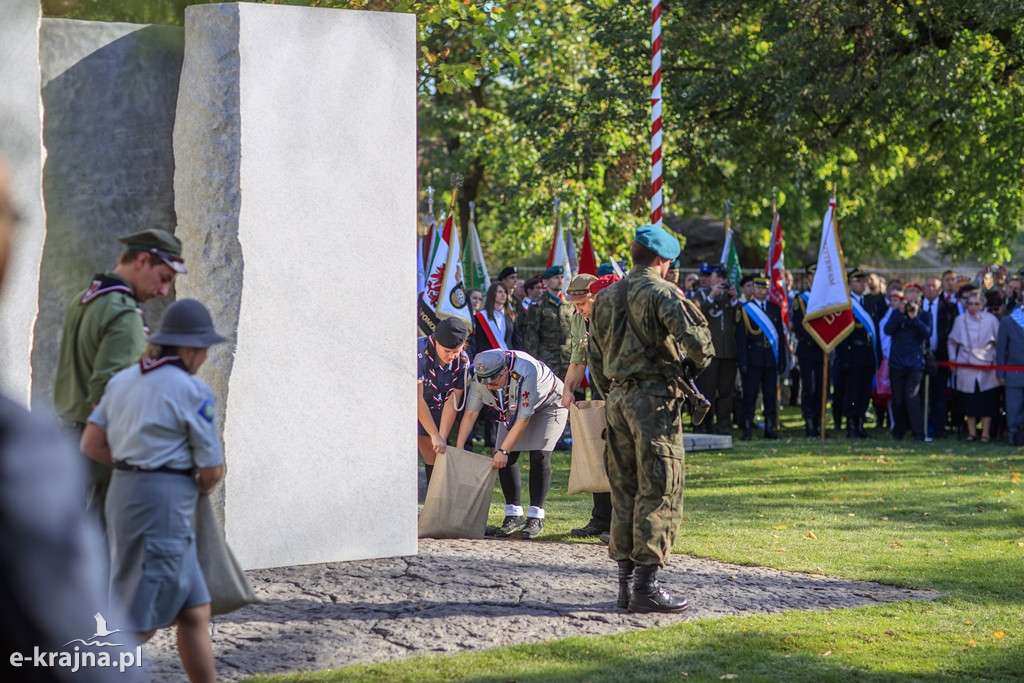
[741,364,778,425]
[832,359,846,427]
[698,357,737,433]
[498,450,552,510]
[890,367,925,440]
[927,367,950,438]
[798,355,823,422]
[842,367,873,420]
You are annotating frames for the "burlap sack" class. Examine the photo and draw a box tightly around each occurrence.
[568,400,611,494]
[418,446,498,539]
[194,495,261,616]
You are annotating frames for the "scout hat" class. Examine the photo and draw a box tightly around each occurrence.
[566,273,598,300]
[119,229,187,274]
[541,265,564,279]
[147,299,227,348]
[474,349,508,382]
[433,317,470,348]
[634,224,680,260]
[497,266,518,281]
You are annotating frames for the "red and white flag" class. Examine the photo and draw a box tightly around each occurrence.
[546,209,572,293]
[802,199,853,352]
[418,213,453,335]
[765,212,790,340]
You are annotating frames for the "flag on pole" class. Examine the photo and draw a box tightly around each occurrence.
[565,223,578,275]
[418,213,453,336]
[578,222,598,275]
[436,216,473,328]
[720,230,742,290]
[609,255,626,278]
[547,206,572,294]
[802,199,853,352]
[765,212,790,339]
[416,233,426,297]
[462,206,490,292]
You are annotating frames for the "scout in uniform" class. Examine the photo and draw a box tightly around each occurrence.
[417,317,471,488]
[81,298,226,682]
[588,224,714,613]
[456,349,568,539]
[735,276,788,441]
[791,263,825,436]
[522,265,573,380]
[53,228,186,523]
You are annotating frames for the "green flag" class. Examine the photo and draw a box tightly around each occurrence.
[721,230,742,290]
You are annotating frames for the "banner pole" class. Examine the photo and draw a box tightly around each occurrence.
[821,353,829,441]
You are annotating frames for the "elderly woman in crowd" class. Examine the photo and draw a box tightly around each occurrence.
[948,290,1001,442]
[81,299,228,683]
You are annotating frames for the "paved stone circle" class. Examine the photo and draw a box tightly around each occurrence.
[146,538,937,680]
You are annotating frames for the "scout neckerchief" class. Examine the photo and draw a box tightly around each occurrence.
[850,298,879,368]
[140,355,189,374]
[423,335,468,410]
[743,299,780,366]
[491,351,518,426]
[80,273,133,304]
[475,310,508,351]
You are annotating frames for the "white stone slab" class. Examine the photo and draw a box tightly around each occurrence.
[174,3,418,570]
[684,433,733,451]
[0,0,44,403]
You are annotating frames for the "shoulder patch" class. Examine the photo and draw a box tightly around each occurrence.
[198,399,216,423]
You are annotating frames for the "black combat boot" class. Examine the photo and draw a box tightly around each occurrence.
[764,424,779,440]
[741,420,752,441]
[628,565,689,613]
[616,559,634,609]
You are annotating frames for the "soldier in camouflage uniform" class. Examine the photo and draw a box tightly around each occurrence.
[54,229,186,524]
[522,265,573,380]
[588,224,714,613]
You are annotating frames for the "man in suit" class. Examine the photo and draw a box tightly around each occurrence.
[997,308,1024,445]
[791,263,825,436]
[836,269,880,438]
[922,276,958,439]
[736,277,788,440]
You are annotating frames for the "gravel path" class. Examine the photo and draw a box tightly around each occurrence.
[146,538,937,680]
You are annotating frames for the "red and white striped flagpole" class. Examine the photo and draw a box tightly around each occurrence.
[650,0,663,228]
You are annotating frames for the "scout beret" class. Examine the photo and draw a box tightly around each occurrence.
[805,262,817,275]
[566,273,598,300]
[118,229,187,274]
[752,277,769,288]
[497,266,518,281]
[848,268,867,281]
[147,299,226,348]
[634,224,681,260]
[699,261,714,275]
[473,349,508,381]
[433,316,470,348]
[589,273,620,294]
[596,263,616,277]
[541,265,564,279]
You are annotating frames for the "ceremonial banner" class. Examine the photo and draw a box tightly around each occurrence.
[802,199,853,352]
[721,230,742,290]
[566,224,578,274]
[547,211,572,290]
[436,214,472,327]
[418,212,452,335]
[578,221,598,275]
[765,212,790,340]
[463,213,490,292]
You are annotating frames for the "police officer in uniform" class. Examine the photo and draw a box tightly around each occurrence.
[588,224,714,613]
[836,269,880,438]
[456,349,568,539]
[522,265,573,380]
[791,263,825,436]
[694,264,740,434]
[736,277,788,440]
[54,228,186,523]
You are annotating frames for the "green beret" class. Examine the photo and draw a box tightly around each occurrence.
[669,258,681,270]
[634,224,680,260]
[596,263,616,277]
[118,229,186,274]
[541,265,564,279]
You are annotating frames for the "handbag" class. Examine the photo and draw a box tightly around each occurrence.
[194,495,261,616]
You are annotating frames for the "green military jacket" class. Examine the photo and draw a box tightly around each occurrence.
[588,265,714,398]
[522,291,573,378]
[53,273,147,424]
[568,309,592,367]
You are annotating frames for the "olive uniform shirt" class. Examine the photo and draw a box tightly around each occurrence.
[568,310,590,366]
[53,273,147,424]
[522,291,573,379]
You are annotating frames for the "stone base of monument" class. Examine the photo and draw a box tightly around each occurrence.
[684,433,733,451]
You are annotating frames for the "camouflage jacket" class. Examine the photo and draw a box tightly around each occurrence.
[588,265,714,399]
[522,291,572,378]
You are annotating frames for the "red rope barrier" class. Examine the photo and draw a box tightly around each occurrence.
[938,360,1024,372]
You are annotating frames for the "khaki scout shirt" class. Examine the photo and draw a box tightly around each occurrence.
[53,273,147,424]
[568,310,590,366]
[587,265,714,398]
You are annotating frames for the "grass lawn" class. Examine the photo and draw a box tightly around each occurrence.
[246,406,1023,682]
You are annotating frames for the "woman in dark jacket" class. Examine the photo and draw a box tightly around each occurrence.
[472,282,522,355]
[883,288,930,441]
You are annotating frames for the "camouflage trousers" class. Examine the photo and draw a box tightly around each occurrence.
[604,384,685,567]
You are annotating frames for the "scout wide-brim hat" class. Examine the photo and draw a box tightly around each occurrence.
[566,273,598,300]
[147,298,227,348]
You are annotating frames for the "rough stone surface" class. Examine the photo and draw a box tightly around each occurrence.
[0,0,44,403]
[173,4,418,569]
[31,19,184,412]
[145,538,937,680]
[686,433,732,451]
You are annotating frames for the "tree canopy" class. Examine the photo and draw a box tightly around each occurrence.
[45,0,1024,265]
